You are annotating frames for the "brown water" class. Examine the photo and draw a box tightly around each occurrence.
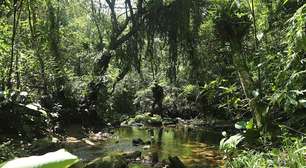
[71,126,224,167]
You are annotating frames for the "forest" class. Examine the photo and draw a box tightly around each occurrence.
[0,0,305,167]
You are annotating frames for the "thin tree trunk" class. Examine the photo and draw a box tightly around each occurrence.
[169,32,178,84]
[47,0,64,92]
[251,0,261,95]
[7,0,18,91]
[189,0,201,84]
[27,0,48,94]
[91,0,104,50]
[147,33,155,80]
[15,51,20,90]
[14,0,24,90]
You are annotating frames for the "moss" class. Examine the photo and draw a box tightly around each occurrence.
[127,113,162,126]
[85,152,128,168]
[128,163,150,168]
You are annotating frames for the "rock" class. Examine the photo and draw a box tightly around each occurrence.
[31,136,61,155]
[200,151,216,157]
[168,156,186,168]
[85,155,128,168]
[148,129,154,136]
[66,137,81,143]
[153,162,165,168]
[132,138,145,146]
[53,123,65,134]
[162,118,178,126]
[120,121,128,126]
[88,132,110,142]
[124,113,162,126]
[83,139,96,146]
[133,123,144,127]
[143,155,151,162]
[176,117,186,124]
[143,145,150,150]
[145,140,152,145]
[152,152,159,164]
[122,151,142,160]
[154,159,170,168]
[102,132,111,137]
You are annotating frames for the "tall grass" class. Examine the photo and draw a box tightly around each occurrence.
[224,137,306,168]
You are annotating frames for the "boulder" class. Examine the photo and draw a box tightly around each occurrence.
[132,138,145,146]
[168,156,185,168]
[143,145,150,150]
[145,140,152,145]
[152,152,159,164]
[85,151,141,168]
[122,151,142,160]
[124,113,162,126]
[31,136,61,155]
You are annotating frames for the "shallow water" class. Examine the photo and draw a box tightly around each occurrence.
[72,126,224,167]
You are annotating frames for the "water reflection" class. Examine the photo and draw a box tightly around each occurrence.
[108,126,223,167]
[70,126,223,167]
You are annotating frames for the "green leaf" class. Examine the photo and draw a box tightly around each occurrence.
[288,96,298,106]
[235,121,247,129]
[1,149,79,168]
[256,32,264,41]
[23,103,48,117]
[298,100,306,108]
[252,90,259,98]
[246,119,254,129]
[294,146,306,154]
[0,162,7,167]
[220,133,244,150]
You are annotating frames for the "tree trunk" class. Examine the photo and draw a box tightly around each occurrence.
[15,1,23,90]
[47,0,64,92]
[188,1,201,84]
[90,0,104,51]
[28,0,48,94]
[169,32,178,84]
[7,0,18,91]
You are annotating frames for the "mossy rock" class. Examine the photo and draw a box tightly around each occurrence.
[86,151,143,168]
[126,113,162,126]
[85,154,128,168]
[128,163,151,168]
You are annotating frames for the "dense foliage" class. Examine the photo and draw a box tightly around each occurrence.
[0,0,305,167]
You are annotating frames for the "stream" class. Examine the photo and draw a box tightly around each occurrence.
[71,126,224,167]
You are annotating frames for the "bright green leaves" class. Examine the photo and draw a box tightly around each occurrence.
[294,146,306,155]
[287,4,306,51]
[180,84,199,97]
[0,17,12,80]
[271,89,306,113]
[235,119,254,130]
[220,133,245,153]
[1,149,79,168]
[235,121,247,129]
[298,100,306,108]
[219,84,237,94]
